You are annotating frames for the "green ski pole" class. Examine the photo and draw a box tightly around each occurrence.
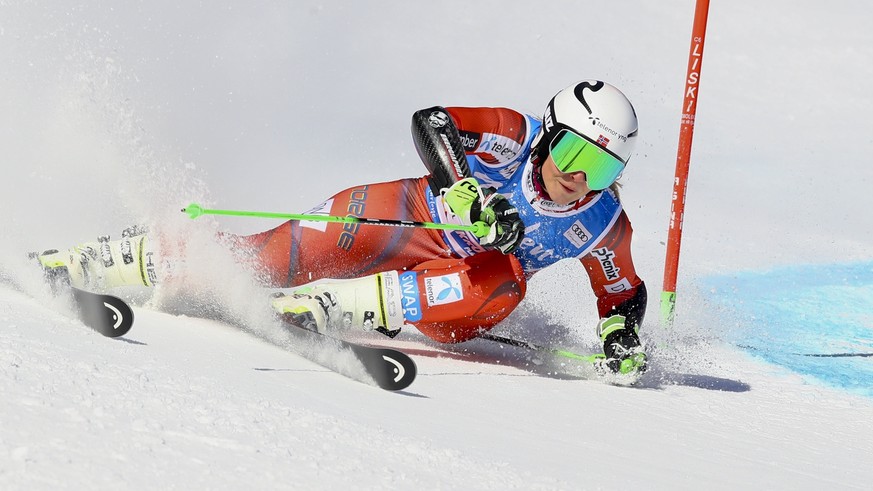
[182,202,490,238]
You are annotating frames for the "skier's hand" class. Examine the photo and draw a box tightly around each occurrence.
[597,315,647,376]
[442,178,525,254]
[477,189,524,254]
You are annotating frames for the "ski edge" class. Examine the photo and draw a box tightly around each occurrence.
[478,332,646,385]
[0,269,134,338]
[278,315,417,392]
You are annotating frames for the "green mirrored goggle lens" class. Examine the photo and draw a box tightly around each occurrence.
[549,129,625,191]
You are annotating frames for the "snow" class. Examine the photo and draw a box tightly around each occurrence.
[2,1,873,489]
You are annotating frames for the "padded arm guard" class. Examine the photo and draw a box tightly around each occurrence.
[411,106,471,194]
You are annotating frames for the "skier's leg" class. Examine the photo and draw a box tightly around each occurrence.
[225,177,450,287]
[272,250,527,343]
[406,251,527,343]
[34,177,444,292]
[34,228,159,291]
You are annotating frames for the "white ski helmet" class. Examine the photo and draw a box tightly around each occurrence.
[534,80,639,190]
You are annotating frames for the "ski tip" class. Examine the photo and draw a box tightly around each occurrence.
[349,345,417,391]
[376,351,417,391]
[72,288,134,338]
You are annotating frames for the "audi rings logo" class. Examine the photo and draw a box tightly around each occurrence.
[564,220,593,248]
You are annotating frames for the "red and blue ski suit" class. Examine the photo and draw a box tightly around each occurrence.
[230,107,646,343]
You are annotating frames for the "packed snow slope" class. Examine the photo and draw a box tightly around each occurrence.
[2,1,872,489]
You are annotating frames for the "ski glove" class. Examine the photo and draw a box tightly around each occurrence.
[442,177,525,254]
[597,315,647,375]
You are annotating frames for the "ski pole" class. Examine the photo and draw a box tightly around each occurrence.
[478,332,604,363]
[182,202,490,237]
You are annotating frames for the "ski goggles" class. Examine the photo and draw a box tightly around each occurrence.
[548,129,626,191]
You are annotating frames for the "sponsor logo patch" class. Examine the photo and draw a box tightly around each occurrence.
[543,108,554,132]
[337,185,368,251]
[459,130,480,151]
[476,133,522,164]
[144,252,158,285]
[604,278,632,293]
[424,273,464,306]
[563,220,593,248]
[519,223,556,263]
[300,199,334,232]
[428,111,448,128]
[399,271,422,322]
[596,121,628,142]
[591,247,621,281]
[98,241,114,268]
[120,239,134,265]
[381,271,399,322]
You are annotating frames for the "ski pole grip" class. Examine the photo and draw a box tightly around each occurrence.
[182,203,205,219]
[471,221,490,238]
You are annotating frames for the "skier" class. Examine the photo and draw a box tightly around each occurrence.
[36,80,648,375]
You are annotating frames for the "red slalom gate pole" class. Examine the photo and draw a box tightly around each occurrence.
[661,0,711,327]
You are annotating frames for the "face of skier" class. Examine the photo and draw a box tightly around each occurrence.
[541,153,592,205]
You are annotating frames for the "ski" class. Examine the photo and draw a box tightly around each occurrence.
[480,332,605,364]
[69,286,135,338]
[479,332,646,385]
[345,342,417,392]
[278,315,417,391]
[1,265,135,338]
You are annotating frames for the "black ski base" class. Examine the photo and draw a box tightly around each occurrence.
[346,342,417,391]
[278,314,416,391]
[1,266,134,338]
[71,287,134,338]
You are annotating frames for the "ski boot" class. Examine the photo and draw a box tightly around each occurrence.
[271,288,339,333]
[271,272,405,338]
[32,230,157,292]
[595,315,647,378]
